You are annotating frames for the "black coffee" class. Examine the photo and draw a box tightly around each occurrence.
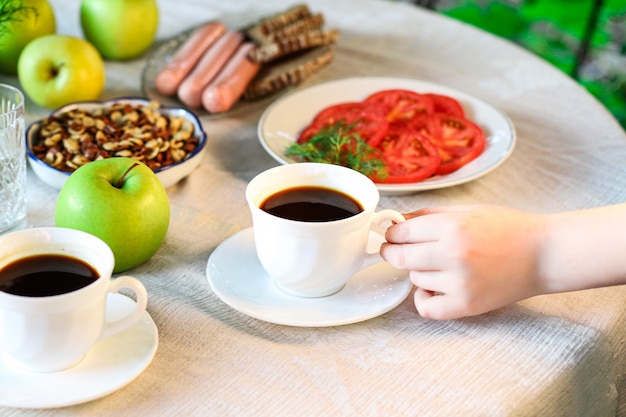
[0,254,100,297]
[260,186,363,222]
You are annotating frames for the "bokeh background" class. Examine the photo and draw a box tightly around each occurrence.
[400,0,626,131]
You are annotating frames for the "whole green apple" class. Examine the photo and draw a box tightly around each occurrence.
[55,157,170,273]
[80,0,158,60]
[17,34,105,109]
[0,0,56,75]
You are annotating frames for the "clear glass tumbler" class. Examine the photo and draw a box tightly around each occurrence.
[0,84,26,234]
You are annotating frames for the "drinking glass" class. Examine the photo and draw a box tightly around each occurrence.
[0,84,26,234]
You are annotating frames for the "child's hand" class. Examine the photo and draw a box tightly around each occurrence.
[380,205,544,320]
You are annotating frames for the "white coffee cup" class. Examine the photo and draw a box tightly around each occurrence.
[246,163,404,298]
[0,227,148,373]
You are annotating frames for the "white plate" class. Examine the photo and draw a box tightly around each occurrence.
[206,227,412,327]
[258,76,517,195]
[0,293,158,409]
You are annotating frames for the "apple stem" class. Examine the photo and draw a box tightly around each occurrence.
[116,162,140,188]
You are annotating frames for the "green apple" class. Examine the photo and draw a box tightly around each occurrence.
[17,34,105,109]
[0,0,56,75]
[80,0,158,61]
[55,157,170,273]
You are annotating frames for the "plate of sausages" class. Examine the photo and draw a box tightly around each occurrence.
[142,21,264,116]
[141,5,339,116]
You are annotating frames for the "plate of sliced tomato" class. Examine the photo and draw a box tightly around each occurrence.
[258,77,516,195]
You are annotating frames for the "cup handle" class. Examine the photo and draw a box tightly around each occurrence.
[370,209,406,234]
[99,275,148,341]
[362,209,406,269]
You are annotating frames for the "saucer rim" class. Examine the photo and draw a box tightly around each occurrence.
[206,227,412,327]
[0,293,158,409]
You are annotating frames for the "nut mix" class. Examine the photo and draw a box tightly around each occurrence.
[31,101,200,172]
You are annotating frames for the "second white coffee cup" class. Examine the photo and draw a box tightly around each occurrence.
[0,227,148,373]
[246,162,404,298]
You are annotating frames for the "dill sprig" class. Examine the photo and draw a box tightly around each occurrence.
[0,1,36,32]
[285,122,388,179]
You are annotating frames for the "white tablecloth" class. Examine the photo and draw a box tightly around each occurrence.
[2,0,626,415]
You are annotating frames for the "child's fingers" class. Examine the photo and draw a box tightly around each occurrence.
[381,241,446,271]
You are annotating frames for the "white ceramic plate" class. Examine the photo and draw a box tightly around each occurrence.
[206,228,412,327]
[0,293,158,409]
[258,76,516,195]
[26,97,207,189]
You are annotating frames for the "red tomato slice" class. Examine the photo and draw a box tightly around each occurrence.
[297,102,389,145]
[421,113,486,175]
[373,125,441,183]
[364,89,434,124]
[424,93,465,118]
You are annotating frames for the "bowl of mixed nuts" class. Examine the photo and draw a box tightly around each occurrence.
[26,97,207,189]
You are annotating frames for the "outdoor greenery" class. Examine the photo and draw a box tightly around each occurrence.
[414,0,626,130]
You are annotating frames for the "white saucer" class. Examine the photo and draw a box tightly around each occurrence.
[206,228,412,327]
[0,293,158,409]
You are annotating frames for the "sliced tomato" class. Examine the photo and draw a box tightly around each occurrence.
[420,113,485,175]
[294,89,487,183]
[373,125,440,184]
[297,123,324,144]
[364,89,434,125]
[424,93,465,118]
[297,102,389,145]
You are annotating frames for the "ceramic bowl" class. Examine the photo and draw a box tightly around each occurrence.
[26,97,207,189]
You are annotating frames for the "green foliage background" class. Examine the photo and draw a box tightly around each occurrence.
[416,0,626,130]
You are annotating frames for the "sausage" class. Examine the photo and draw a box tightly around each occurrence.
[177,30,244,108]
[155,21,227,96]
[201,42,261,113]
